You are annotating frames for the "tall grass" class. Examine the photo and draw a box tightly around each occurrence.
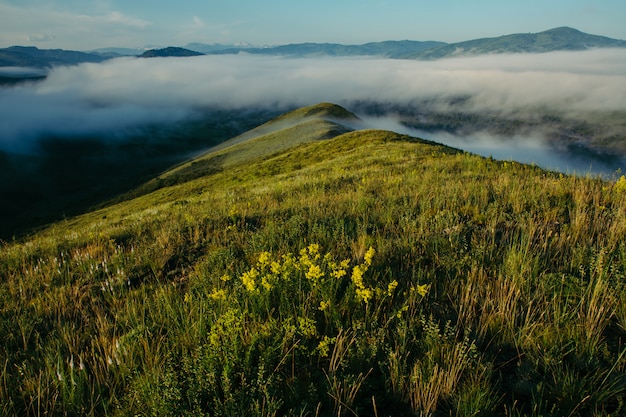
[1,129,626,416]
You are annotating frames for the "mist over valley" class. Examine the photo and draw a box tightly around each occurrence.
[1,46,626,237]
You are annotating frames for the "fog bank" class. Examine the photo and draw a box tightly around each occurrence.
[1,49,625,165]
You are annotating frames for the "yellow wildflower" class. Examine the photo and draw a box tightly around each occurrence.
[271,261,282,275]
[241,268,259,292]
[319,300,331,311]
[297,317,317,338]
[387,280,398,296]
[307,244,320,260]
[306,264,324,281]
[364,246,375,266]
[356,287,373,304]
[396,305,409,318]
[351,265,365,289]
[411,284,430,297]
[332,259,350,279]
[614,175,626,193]
[258,251,272,268]
[317,336,336,357]
[208,289,227,301]
[261,275,272,291]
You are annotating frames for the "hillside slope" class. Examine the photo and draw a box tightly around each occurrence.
[0,46,107,67]
[120,102,358,200]
[2,103,626,416]
[408,26,626,59]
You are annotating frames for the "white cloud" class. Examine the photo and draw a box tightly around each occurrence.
[0,3,150,49]
[1,49,625,155]
[102,11,150,29]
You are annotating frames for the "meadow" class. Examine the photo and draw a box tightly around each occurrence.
[1,104,625,416]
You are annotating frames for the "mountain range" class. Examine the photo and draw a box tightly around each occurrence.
[1,27,624,69]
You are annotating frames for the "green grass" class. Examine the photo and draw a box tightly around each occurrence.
[1,104,626,416]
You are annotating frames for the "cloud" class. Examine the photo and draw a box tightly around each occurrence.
[25,34,56,42]
[0,3,150,49]
[102,11,150,28]
[1,49,625,159]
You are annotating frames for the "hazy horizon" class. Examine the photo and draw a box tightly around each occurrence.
[1,1,625,50]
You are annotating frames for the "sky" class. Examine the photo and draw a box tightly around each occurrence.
[0,0,625,50]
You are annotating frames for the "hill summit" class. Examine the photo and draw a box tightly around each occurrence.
[139,47,205,58]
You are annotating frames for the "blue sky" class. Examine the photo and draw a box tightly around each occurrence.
[0,0,625,50]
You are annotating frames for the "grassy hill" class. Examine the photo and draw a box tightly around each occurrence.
[0,108,281,240]
[1,103,625,416]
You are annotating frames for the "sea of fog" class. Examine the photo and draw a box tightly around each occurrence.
[356,117,625,177]
[1,51,626,177]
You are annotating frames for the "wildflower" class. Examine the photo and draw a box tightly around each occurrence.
[356,287,373,304]
[271,261,282,275]
[317,335,336,357]
[331,259,350,279]
[364,246,375,266]
[411,284,430,297]
[306,264,324,282]
[396,305,409,318]
[351,265,365,289]
[261,275,273,291]
[614,175,626,193]
[319,300,331,311]
[387,280,398,296]
[258,251,272,268]
[241,268,259,292]
[220,274,231,282]
[297,317,317,338]
[306,244,321,260]
[208,288,227,301]
[299,244,321,267]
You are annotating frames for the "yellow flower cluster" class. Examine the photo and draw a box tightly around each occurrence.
[352,247,376,304]
[614,175,626,194]
[241,268,259,292]
[325,252,350,279]
[208,288,227,301]
[411,284,431,297]
[235,245,397,309]
[387,280,399,296]
[316,335,336,357]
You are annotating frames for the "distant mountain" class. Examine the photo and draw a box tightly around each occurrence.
[139,47,205,58]
[2,27,625,69]
[205,40,446,58]
[88,47,145,57]
[184,42,257,54]
[406,27,626,59]
[0,46,107,68]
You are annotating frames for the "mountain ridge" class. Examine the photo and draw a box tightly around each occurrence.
[1,27,624,68]
[116,103,360,201]
[407,26,626,59]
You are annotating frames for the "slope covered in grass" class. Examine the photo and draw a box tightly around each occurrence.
[1,104,626,416]
[119,103,357,201]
